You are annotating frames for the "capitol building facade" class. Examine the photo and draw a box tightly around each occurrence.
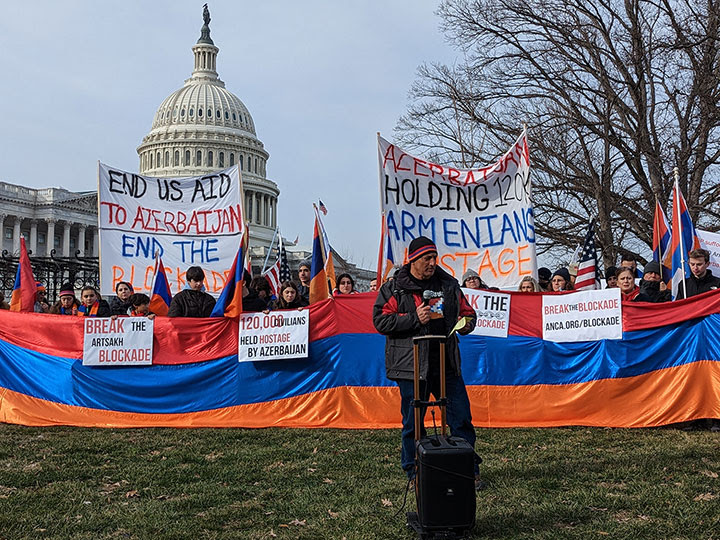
[0,9,279,263]
[0,7,373,293]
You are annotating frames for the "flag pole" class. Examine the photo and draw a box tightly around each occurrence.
[376,211,386,286]
[674,168,688,297]
[261,225,279,274]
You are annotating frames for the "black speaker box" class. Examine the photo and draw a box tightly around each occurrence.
[416,435,476,532]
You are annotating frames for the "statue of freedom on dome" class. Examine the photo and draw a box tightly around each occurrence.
[198,4,213,44]
[203,4,211,26]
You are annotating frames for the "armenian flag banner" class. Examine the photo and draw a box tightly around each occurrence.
[0,291,719,428]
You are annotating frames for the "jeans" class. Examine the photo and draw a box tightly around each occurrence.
[396,373,478,479]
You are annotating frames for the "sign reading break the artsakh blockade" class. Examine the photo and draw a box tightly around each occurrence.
[378,132,536,289]
[98,163,245,297]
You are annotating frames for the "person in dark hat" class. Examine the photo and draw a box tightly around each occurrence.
[636,261,671,302]
[537,267,552,291]
[372,236,483,490]
[461,269,487,289]
[550,268,572,291]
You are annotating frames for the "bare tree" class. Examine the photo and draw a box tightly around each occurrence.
[395,0,720,267]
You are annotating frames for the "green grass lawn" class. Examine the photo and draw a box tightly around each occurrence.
[0,424,718,539]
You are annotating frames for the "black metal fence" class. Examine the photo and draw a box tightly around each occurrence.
[0,250,99,304]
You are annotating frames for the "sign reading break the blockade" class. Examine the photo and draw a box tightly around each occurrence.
[238,311,310,362]
[462,288,511,338]
[542,289,622,343]
[378,131,536,289]
[98,163,245,297]
[83,317,154,366]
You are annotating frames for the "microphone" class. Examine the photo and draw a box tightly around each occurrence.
[422,290,433,306]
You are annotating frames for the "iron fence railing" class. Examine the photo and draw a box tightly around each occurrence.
[0,250,99,303]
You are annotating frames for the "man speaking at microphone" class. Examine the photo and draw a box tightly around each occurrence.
[372,236,481,489]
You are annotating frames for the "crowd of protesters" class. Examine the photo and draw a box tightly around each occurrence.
[6,247,719,319]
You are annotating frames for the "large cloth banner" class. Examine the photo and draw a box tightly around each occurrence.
[98,163,244,296]
[1,292,719,429]
[377,133,536,289]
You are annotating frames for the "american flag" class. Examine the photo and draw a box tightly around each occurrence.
[263,234,291,295]
[318,200,328,215]
[574,220,599,291]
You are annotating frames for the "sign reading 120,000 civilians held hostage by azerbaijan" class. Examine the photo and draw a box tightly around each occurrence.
[82,317,154,366]
[238,310,310,362]
[98,163,244,297]
[378,131,536,290]
[542,288,622,343]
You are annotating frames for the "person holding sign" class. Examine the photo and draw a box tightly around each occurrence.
[372,236,481,489]
[168,266,216,318]
[77,286,112,317]
[127,293,156,319]
[109,281,134,316]
[269,281,308,311]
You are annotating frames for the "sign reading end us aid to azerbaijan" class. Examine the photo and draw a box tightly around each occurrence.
[238,311,310,362]
[542,289,622,343]
[98,163,244,297]
[83,317,154,366]
[378,130,536,289]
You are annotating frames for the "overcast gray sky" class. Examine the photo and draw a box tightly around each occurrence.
[0,1,457,268]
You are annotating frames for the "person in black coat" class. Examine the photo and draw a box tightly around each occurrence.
[168,266,216,317]
[676,249,720,299]
[108,281,134,316]
[635,261,671,302]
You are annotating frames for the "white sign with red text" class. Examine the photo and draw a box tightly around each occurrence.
[238,310,309,362]
[542,288,622,343]
[462,288,511,338]
[378,132,536,289]
[83,317,154,366]
[697,229,720,275]
[98,163,245,297]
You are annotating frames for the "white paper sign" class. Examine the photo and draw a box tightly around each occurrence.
[98,163,245,297]
[378,132,537,289]
[696,229,720,275]
[462,288,511,337]
[83,317,154,366]
[238,310,310,362]
[542,289,622,343]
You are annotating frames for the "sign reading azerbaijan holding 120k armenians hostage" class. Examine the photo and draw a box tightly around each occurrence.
[98,163,245,297]
[378,131,536,289]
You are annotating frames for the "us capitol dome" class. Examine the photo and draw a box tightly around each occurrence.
[137,6,279,249]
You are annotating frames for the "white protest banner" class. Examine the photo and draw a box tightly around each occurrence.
[83,317,154,366]
[697,229,720,275]
[238,310,310,362]
[542,288,622,343]
[462,288,511,338]
[98,163,244,296]
[378,131,536,289]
